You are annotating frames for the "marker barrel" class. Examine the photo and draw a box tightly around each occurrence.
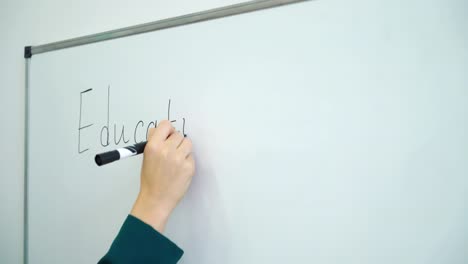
[95,141,147,166]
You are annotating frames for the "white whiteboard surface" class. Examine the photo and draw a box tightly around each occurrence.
[28,1,468,263]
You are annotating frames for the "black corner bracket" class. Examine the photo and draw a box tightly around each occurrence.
[24,46,32,59]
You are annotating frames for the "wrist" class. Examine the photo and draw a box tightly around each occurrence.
[130,192,173,233]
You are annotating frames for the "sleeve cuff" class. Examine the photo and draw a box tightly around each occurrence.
[100,214,183,263]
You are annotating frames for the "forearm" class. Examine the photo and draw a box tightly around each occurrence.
[130,191,173,233]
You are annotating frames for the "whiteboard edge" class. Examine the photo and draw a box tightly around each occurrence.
[28,0,310,56]
[23,59,30,264]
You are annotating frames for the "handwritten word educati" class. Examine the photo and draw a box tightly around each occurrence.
[78,86,187,154]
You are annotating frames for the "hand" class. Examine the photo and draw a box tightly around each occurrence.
[131,120,195,232]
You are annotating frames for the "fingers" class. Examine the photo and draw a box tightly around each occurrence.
[149,120,175,144]
[166,131,184,149]
[178,137,193,158]
[147,127,156,141]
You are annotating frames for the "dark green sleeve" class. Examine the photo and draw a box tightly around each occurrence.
[98,215,183,264]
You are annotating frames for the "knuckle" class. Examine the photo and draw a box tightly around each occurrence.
[162,121,175,132]
[158,120,171,128]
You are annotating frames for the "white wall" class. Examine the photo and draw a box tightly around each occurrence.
[0,1,241,262]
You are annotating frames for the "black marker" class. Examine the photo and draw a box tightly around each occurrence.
[95,133,187,166]
[95,141,147,166]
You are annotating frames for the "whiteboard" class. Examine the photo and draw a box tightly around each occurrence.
[27,0,468,263]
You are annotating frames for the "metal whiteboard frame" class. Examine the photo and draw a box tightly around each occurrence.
[23,0,310,263]
[24,59,30,264]
[24,0,308,58]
